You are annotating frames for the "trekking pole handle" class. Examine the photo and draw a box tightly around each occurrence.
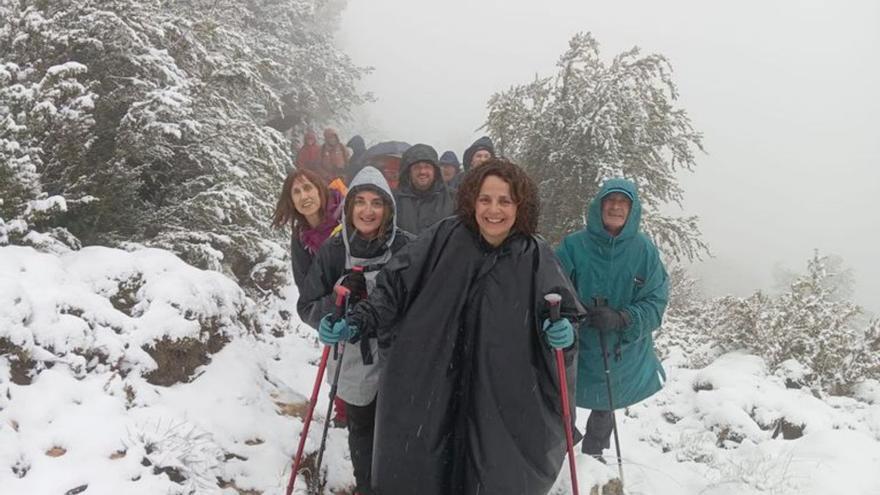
[332,285,350,360]
[333,285,350,318]
[544,293,562,322]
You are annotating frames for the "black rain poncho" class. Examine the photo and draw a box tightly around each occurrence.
[348,217,585,495]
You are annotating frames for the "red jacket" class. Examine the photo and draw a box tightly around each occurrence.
[296,130,322,171]
[321,128,349,179]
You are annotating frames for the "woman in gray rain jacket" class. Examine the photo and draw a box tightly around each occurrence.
[297,166,412,495]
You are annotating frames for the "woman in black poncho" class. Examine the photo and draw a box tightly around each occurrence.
[319,159,585,494]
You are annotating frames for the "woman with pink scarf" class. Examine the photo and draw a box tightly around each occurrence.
[273,167,347,423]
[273,168,345,288]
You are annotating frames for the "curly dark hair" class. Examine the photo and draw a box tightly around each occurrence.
[455,158,540,237]
[271,168,331,235]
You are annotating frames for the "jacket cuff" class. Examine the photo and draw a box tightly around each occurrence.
[619,309,632,329]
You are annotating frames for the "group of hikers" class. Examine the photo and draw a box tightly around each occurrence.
[272,131,669,495]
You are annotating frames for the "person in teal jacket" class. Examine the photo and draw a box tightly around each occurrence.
[556,178,669,461]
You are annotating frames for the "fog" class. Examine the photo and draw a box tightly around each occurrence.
[336,0,880,312]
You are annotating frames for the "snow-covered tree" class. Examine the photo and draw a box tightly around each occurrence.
[772,253,856,301]
[0,0,368,289]
[483,32,706,258]
[0,19,94,252]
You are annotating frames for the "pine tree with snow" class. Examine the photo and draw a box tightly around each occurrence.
[483,32,706,258]
[0,16,94,252]
[0,0,368,289]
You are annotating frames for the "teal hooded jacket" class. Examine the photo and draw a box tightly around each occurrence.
[556,178,669,410]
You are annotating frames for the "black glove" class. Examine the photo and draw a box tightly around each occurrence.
[588,306,629,332]
[340,271,368,304]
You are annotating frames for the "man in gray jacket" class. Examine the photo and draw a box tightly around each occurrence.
[394,144,455,235]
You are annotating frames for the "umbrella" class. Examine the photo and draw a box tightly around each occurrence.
[364,141,410,161]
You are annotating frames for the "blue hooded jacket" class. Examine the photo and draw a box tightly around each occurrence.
[438,150,461,170]
[556,178,669,409]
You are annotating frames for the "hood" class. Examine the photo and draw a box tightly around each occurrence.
[586,178,642,242]
[438,150,461,170]
[398,143,442,192]
[342,166,398,255]
[347,134,366,155]
[304,130,318,145]
[462,136,495,171]
[323,127,340,144]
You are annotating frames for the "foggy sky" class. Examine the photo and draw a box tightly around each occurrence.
[336,0,880,312]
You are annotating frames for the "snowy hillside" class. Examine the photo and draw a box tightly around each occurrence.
[2,245,879,495]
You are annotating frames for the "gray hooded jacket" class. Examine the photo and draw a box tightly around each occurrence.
[297,166,412,405]
[394,144,455,235]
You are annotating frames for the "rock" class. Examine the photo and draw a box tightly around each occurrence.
[11,457,30,478]
[715,426,745,448]
[217,478,263,494]
[153,465,186,483]
[590,478,624,495]
[0,338,35,385]
[692,379,714,392]
[772,418,805,440]
[46,446,67,457]
[109,273,144,317]
[275,400,310,419]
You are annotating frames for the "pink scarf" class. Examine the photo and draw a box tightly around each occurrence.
[299,189,343,254]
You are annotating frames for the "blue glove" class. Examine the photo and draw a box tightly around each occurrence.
[542,318,575,349]
[318,314,357,345]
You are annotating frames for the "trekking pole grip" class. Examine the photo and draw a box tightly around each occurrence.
[544,293,562,322]
[333,285,350,319]
[332,285,350,359]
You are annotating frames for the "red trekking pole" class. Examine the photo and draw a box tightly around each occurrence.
[286,285,350,495]
[314,266,363,490]
[545,293,579,495]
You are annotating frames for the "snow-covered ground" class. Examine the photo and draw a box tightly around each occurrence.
[2,245,879,494]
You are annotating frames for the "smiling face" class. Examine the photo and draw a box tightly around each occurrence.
[291,176,322,225]
[350,189,387,239]
[409,161,436,191]
[471,149,492,168]
[474,175,517,247]
[601,192,632,236]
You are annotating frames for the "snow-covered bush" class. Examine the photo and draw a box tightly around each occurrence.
[670,252,880,396]
[656,264,722,368]
[715,252,879,395]
[124,419,224,492]
[0,245,261,386]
